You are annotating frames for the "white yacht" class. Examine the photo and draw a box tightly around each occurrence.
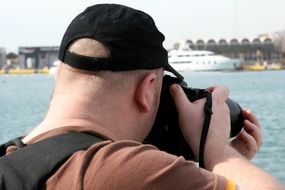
[49,60,60,75]
[168,48,242,72]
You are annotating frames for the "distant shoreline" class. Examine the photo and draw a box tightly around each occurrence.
[0,69,49,75]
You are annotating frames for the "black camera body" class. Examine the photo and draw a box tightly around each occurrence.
[144,75,244,160]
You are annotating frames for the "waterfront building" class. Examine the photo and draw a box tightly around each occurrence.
[174,31,285,65]
[0,48,6,69]
[18,46,59,69]
[2,53,19,70]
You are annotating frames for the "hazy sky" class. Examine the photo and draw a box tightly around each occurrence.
[0,0,284,53]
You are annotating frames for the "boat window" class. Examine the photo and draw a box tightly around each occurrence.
[171,61,193,64]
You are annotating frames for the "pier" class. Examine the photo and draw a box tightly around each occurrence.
[173,32,285,70]
[1,32,285,73]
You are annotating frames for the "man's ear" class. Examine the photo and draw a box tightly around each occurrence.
[134,73,157,113]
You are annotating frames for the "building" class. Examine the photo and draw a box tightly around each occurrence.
[18,46,59,69]
[174,32,285,65]
[0,48,6,69]
[2,52,19,70]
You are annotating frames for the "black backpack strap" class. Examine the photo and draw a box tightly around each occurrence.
[0,136,25,156]
[0,132,104,190]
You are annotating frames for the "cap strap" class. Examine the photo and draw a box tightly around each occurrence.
[63,50,112,72]
[63,50,185,81]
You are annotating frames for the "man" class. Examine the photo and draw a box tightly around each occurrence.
[8,3,283,189]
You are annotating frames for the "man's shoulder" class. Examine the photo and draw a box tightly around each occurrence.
[83,139,180,165]
[47,139,229,190]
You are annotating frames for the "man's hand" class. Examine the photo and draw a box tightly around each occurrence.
[169,84,206,156]
[170,84,284,189]
[169,84,231,158]
[230,108,262,160]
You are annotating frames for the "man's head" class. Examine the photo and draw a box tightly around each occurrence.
[57,3,183,79]
[52,4,182,141]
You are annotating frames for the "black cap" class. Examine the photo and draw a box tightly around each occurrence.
[58,4,183,80]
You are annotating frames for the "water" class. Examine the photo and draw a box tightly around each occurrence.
[0,75,54,140]
[0,71,284,183]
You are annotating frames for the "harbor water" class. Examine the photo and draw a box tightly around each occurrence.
[0,70,284,183]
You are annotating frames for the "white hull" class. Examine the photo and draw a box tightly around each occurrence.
[49,67,57,75]
[49,60,60,75]
[170,59,241,72]
[168,49,242,72]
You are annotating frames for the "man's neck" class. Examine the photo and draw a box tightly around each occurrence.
[23,93,139,143]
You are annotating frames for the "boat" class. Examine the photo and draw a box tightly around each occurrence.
[265,62,283,70]
[168,46,242,72]
[49,60,60,75]
[241,62,283,71]
[242,64,266,71]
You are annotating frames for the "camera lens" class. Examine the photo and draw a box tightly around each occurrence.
[226,99,244,137]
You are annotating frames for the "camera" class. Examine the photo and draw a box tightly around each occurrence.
[144,75,244,161]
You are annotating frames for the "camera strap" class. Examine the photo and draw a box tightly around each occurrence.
[199,91,213,168]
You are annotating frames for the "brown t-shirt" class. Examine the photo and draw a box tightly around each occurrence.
[6,126,237,190]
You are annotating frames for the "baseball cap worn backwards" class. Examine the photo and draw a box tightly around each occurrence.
[58,4,183,80]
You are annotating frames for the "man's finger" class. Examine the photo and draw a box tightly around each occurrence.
[206,86,218,93]
[211,86,229,102]
[243,109,261,129]
[238,130,258,154]
[170,84,192,112]
[243,119,263,149]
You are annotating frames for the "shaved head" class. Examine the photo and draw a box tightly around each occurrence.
[54,38,163,105]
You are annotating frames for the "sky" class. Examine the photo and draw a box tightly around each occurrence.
[0,0,284,53]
